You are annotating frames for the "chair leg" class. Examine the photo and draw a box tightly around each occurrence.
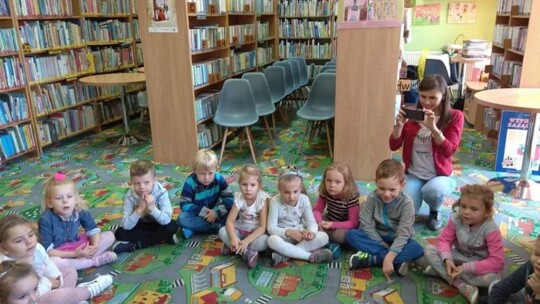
[262,116,275,148]
[271,113,277,137]
[325,120,333,158]
[245,127,257,164]
[298,121,310,154]
[218,127,229,165]
[308,121,318,144]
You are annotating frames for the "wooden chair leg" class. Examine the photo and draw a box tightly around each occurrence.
[271,113,277,137]
[308,121,318,144]
[238,128,246,151]
[325,120,333,158]
[219,127,229,165]
[245,127,257,164]
[262,116,275,148]
[298,121,310,154]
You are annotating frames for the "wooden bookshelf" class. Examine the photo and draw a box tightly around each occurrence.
[137,0,276,165]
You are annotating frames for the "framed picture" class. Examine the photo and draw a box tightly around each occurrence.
[448,2,477,24]
[412,4,440,25]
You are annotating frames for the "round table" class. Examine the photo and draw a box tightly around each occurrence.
[474,88,540,200]
[80,73,146,146]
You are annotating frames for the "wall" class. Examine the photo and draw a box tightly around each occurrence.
[404,0,497,51]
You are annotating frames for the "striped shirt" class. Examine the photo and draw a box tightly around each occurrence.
[313,194,359,229]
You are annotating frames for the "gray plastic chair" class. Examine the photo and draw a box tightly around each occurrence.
[288,60,302,90]
[296,73,336,158]
[273,61,295,95]
[320,65,335,73]
[213,79,259,164]
[263,66,286,104]
[324,69,336,74]
[136,91,149,122]
[290,56,308,86]
[242,72,276,145]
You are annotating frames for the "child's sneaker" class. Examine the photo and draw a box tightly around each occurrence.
[221,245,232,255]
[457,282,479,304]
[92,251,117,267]
[242,249,259,268]
[112,241,136,254]
[349,250,371,270]
[423,265,438,277]
[271,252,289,266]
[182,228,194,239]
[168,233,179,245]
[309,249,333,263]
[325,242,342,260]
[77,274,113,298]
[396,261,409,276]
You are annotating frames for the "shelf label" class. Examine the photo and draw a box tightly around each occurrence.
[208,4,216,14]
[197,13,207,20]
[187,2,196,14]
[397,79,412,92]
[22,43,31,53]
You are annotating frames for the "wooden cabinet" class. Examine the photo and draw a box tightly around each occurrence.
[137,0,277,165]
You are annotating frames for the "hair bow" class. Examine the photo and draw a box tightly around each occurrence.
[54,171,67,181]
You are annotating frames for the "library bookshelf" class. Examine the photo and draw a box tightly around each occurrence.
[481,0,540,144]
[0,0,143,163]
[137,0,278,165]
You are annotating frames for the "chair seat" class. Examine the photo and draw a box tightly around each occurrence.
[297,107,335,121]
[214,115,259,128]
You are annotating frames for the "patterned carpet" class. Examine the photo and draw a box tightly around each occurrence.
[0,117,538,304]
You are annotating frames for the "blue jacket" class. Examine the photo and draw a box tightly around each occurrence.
[179,172,233,217]
[38,209,100,251]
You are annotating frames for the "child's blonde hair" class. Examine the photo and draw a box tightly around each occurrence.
[452,184,495,218]
[41,171,87,213]
[238,164,263,186]
[192,150,219,172]
[375,159,405,183]
[130,160,155,179]
[277,166,306,194]
[319,162,359,200]
[0,215,32,244]
[0,260,39,302]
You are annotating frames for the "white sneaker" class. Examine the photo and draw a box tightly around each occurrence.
[77,274,113,298]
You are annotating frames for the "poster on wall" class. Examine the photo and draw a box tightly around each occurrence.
[412,4,440,25]
[447,2,477,24]
[147,0,177,33]
[495,111,540,175]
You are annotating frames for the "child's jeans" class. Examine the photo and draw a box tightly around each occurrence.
[346,229,424,265]
[177,211,225,234]
[115,220,178,248]
[218,227,268,252]
[404,174,455,213]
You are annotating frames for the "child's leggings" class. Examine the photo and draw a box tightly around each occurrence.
[218,227,268,252]
[38,266,92,304]
[267,232,329,260]
[51,231,115,270]
[424,245,501,287]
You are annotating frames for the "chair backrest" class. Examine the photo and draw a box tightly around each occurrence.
[273,61,295,94]
[213,79,258,126]
[304,73,336,115]
[241,72,275,116]
[290,56,308,86]
[324,69,336,74]
[288,60,302,89]
[136,91,148,108]
[426,53,451,76]
[319,65,335,73]
[263,66,286,104]
[324,61,337,67]
[424,59,455,86]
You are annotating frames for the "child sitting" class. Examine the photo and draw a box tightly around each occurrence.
[424,184,504,304]
[38,172,116,270]
[0,260,39,304]
[267,168,333,266]
[346,159,423,278]
[113,160,179,254]
[218,165,270,268]
[177,150,233,239]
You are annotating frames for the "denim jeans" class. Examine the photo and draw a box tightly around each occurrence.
[345,229,424,266]
[177,211,223,234]
[404,173,455,213]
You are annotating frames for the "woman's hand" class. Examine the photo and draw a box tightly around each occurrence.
[395,107,408,128]
[422,108,437,131]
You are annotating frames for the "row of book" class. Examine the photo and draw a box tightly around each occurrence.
[278,40,333,59]
[37,105,96,145]
[197,123,224,149]
[0,28,18,52]
[257,22,271,41]
[91,46,134,73]
[257,45,274,66]
[24,49,90,84]
[497,0,532,14]
[192,57,230,87]
[98,95,139,124]
[230,50,257,73]
[229,24,255,45]
[133,19,140,40]
[14,0,73,17]
[483,107,500,131]
[135,43,143,65]
[80,0,132,15]
[0,0,8,16]
[227,0,255,13]
[82,19,132,43]
[0,93,29,126]
[190,0,228,14]
[189,26,227,52]
[491,53,522,84]
[1,57,26,89]
[31,81,94,116]
[279,19,332,38]
[19,20,83,51]
[194,91,220,122]
[256,0,274,13]
[278,0,337,17]
[493,25,528,52]
[0,124,35,160]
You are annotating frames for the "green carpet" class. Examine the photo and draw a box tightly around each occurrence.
[0,117,537,303]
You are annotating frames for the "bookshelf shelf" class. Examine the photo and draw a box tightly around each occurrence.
[0,118,33,130]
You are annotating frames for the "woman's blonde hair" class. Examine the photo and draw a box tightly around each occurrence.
[41,171,87,213]
[192,149,219,172]
[319,162,359,200]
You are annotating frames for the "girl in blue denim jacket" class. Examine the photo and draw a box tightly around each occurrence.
[38,172,117,270]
